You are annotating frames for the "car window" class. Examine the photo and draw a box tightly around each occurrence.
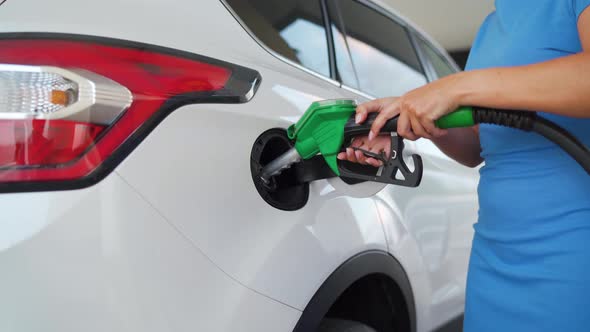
[226,0,330,77]
[417,37,456,78]
[330,0,427,97]
[326,1,360,89]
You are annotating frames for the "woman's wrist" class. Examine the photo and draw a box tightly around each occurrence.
[447,70,476,108]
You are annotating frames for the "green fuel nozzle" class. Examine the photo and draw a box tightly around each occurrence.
[259,99,477,187]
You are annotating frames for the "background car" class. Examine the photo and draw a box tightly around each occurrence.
[0,0,479,331]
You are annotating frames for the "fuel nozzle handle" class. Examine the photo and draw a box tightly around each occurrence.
[343,112,398,142]
[436,106,477,129]
[436,106,537,130]
[343,107,477,141]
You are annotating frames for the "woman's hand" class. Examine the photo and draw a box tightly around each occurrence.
[358,77,462,141]
[337,135,391,167]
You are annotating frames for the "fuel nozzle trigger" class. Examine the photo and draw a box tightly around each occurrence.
[338,113,423,187]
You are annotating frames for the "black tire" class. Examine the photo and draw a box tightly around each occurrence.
[318,319,378,332]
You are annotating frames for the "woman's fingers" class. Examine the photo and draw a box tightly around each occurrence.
[356,97,397,124]
[351,137,364,148]
[423,119,449,138]
[369,114,386,141]
[367,145,385,167]
[365,157,383,167]
[356,99,381,124]
[354,150,368,164]
[337,152,382,167]
[338,135,391,167]
[396,112,418,141]
[351,138,366,164]
[346,147,358,163]
[369,102,400,141]
[409,116,432,139]
[336,136,370,163]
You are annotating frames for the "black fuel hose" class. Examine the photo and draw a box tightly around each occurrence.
[473,107,590,175]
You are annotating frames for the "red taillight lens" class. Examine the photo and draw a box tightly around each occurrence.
[0,120,105,166]
[0,35,260,191]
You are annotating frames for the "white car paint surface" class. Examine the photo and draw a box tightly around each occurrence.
[0,0,479,331]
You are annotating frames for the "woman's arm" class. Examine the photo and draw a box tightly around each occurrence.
[457,52,590,116]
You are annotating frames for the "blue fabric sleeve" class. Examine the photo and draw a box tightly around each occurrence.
[573,0,590,19]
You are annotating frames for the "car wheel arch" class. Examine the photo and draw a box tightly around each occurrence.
[293,250,416,332]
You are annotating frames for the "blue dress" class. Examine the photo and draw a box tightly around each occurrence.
[464,1,590,330]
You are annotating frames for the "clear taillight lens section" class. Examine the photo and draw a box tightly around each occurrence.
[0,36,259,191]
[0,67,78,114]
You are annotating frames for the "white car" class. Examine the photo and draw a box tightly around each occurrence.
[0,0,479,331]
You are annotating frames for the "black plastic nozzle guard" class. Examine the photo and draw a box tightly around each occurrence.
[338,113,423,187]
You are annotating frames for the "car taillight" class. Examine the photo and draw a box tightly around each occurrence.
[0,34,260,192]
